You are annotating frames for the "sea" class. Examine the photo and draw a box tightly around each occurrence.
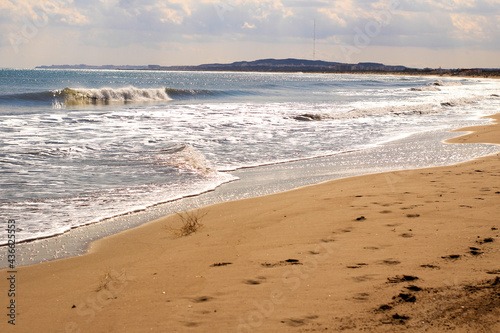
[1,69,499,246]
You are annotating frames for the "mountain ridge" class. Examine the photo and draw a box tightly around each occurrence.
[36,58,500,77]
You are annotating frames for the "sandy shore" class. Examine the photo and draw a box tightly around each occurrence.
[2,115,500,332]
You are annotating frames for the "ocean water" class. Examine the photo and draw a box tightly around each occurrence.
[1,69,499,245]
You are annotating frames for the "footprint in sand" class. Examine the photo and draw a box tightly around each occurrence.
[391,313,410,323]
[380,313,410,325]
[352,274,376,282]
[469,247,484,256]
[346,263,368,269]
[262,259,302,267]
[377,304,393,311]
[281,315,319,327]
[191,296,213,303]
[210,262,232,267]
[486,269,500,275]
[321,238,335,243]
[353,292,370,301]
[405,285,423,292]
[378,259,401,266]
[387,275,419,283]
[393,293,416,303]
[244,277,266,285]
[441,254,461,260]
[477,237,494,245]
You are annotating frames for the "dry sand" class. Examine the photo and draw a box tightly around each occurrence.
[2,115,500,333]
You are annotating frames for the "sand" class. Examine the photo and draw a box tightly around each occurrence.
[1,115,500,332]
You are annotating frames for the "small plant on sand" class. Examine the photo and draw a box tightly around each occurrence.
[173,209,207,236]
[95,268,129,293]
[96,269,115,292]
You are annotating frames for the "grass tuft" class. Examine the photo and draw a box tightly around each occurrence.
[172,210,207,236]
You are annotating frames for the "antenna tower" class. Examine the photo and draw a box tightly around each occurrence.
[313,19,316,60]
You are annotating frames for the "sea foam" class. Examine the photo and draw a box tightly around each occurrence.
[55,86,172,105]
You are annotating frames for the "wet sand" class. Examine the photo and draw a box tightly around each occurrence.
[1,115,499,332]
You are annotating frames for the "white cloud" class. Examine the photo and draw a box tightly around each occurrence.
[434,0,477,11]
[0,0,90,26]
[318,8,347,26]
[450,13,486,36]
[0,0,499,68]
[242,22,256,29]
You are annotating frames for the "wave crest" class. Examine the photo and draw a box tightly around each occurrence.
[409,86,441,92]
[428,79,463,87]
[293,96,484,121]
[1,86,232,107]
[160,144,216,175]
[54,86,172,105]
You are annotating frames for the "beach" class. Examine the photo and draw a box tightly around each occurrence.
[2,70,499,249]
[1,113,499,332]
[2,0,500,330]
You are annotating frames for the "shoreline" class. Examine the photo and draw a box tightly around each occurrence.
[1,114,499,331]
[28,66,500,79]
[5,72,500,255]
[1,122,498,268]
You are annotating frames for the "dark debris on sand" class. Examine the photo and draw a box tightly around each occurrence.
[334,277,500,332]
[210,262,232,267]
[387,275,419,283]
[262,259,302,267]
[379,276,500,331]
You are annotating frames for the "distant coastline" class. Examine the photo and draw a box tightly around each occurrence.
[35,58,500,78]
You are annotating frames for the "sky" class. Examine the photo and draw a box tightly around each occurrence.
[0,0,499,69]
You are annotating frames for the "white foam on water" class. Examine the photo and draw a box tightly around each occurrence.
[1,72,500,245]
[55,86,173,105]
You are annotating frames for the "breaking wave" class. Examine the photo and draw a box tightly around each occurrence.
[409,86,441,92]
[428,79,463,87]
[408,79,466,92]
[54,87,172,105]
[293,96,485,121]
[0,86,227,107]
[159,144,217,176]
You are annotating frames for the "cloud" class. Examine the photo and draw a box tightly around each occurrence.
[1,0,499,68]
[282,0,330,8]
[242,22,256,29]
[451,13,486,35]
[3,0,495,49]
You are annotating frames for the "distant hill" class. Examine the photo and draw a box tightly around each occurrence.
[36,58,408,72]
[36,58,500,77]
[165,58,409,72]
